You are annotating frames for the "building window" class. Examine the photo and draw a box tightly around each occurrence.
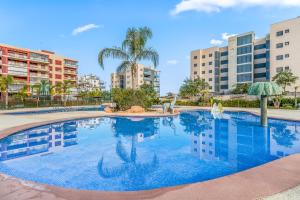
[237,54,252,64]
[285,66,290,71]
[285,29,290,33]
[276,67,283,73]
[254,44,266,50]
[209,70,212,73]
[221,51,228,56]
[254,73,266,78]
[254,53,266,59]
[237,45,252,55]
[237,34,252,46]
[209,78,212,81]
[237,73,252,82]
[194,71,197,75]
[237,64,252,73]
[221,85,228,89]
[220,68,228,73]
[194,63,197,67]
[220,76,228,81]
[285,54,290,58]
[285,41,290,46]
[276,43,283,48]
[193,56,197,59]
[276,31,284,36]
[202,71,205,74]
[202,55,205,59]
[276,55,284,60]
[209,62,212,65]
[209,53,213,57]
[209,86,212,89]
[254,63,266,69]
[202,63,205,67]
[221,60,228,65]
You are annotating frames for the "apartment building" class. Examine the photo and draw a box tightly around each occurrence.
[191,16,300,94]
[0,44,78,94]
[78,74,105,92]
[111,64,160,95]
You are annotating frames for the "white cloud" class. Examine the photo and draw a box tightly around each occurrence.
[210,39,224,46]
[221,32,237,40]
[72,24,101,36]
[171,0,300,15]
[167,59,178,65]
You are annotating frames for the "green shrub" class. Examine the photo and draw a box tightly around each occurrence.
[111,85,159,111]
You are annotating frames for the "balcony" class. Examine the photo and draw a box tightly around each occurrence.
[30,65,48,71]
[8,62,27,68]
[64,63,78,68]
[8,71,28,77]
[30,57,49,63]
[64,70,76,75]
[8,53,28,61]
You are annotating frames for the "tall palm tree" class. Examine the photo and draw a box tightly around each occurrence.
[98,27,159,89]
[0,75,14,109]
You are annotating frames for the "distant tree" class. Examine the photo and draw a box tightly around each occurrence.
[15,84,30,102]
[98,27,159,89]
[0,75,14,109]
[272,70,298,93]
[55,80,73,106]
[232,83,250,94]
[179,78,209,99]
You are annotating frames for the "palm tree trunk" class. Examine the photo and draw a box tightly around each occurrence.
[5,91,8,109]
[294,88,298,108]
[261,95,268,127]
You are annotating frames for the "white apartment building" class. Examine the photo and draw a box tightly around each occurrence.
[78,74,105,92]
[111,64,160,95]
[191,16,300,94]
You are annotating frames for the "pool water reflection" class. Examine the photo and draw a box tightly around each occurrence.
[0,111,299,191]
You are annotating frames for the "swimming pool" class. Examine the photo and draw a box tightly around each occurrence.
[5,106,104,115]
[0,110,299,191]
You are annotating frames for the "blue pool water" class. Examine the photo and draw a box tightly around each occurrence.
[0,110,300,191]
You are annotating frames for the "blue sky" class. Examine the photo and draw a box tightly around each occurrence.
[1,0,300,95]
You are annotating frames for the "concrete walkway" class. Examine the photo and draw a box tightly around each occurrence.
[0,107,300,200]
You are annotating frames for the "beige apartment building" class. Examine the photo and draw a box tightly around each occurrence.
[0,44,78,94]
[191,16,300,94]
[111,64,160,95]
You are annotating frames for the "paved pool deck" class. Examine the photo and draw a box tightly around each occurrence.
[0,106,300,200]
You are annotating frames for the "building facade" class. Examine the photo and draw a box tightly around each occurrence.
[0,44,78,93]
[78,74,105,92]
[111,64,160,95]
[191,17,300,94]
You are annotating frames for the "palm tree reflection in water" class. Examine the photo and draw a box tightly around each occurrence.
[98,117,160,188]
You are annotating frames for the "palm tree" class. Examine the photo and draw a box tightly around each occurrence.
[31,80,50,107]
[15,84,29,103]
[98,27,159,89]
[55,80,73,106]
[272,70,298,93]
[0,75,14,109]
[294,86,299,108]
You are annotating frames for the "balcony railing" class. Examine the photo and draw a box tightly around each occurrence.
[8,53,28,60]
[8,62,27,68]
[30,57,49,63]
[64,70,76,75]
[64,63,78,68]
[30,65,48,71]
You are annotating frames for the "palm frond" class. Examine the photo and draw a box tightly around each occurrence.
[137,47,159,67]
[98,47,128,69]
[116,61,131,73]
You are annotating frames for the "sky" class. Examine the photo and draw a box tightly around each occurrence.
[1,0,300,95]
